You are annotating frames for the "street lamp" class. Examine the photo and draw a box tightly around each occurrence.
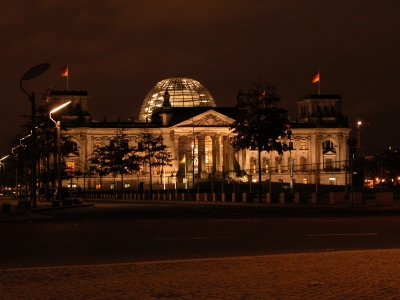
[191,135,197,200]
[11,146,21,199]
[20,63,50,208]
[50,101,71,205]
[148,142,153,196]
[357,121,362,148]
[286,126,294,194]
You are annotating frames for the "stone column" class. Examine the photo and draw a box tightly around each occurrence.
[222,136,228,174]
[240,149,247,173]
[198,135,207,178]
[212,135,220,174]
[169,132,178,173]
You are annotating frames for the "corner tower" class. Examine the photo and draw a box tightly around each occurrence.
[46,90,91,124]
[296,94,348,127]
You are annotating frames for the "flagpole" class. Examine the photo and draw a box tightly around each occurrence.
[185,157,187,189]
[318,69,320,94]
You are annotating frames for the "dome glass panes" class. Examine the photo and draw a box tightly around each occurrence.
[139,77,216,121]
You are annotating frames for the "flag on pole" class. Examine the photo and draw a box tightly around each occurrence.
[61,65,68,77]
[61,64,69,90]
[258,89,266,100]
[311,72,320,83]
[180,154,186,163]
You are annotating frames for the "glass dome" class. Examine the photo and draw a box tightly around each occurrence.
[139,77,216,121]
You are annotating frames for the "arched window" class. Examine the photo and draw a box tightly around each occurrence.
[275,156,282,173]
[322,140,334,151]
[262,157,269,173]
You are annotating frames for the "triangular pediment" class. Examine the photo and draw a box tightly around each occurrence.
[173,110,234,127]
[66,152,79,158]
[323,150,336,155]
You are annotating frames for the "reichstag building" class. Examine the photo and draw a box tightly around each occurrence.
[46,77,351,191]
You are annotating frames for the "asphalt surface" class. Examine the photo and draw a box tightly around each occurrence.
[2,197,400,299]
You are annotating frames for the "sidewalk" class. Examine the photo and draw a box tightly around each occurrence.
[1,249,400,299]
[1,196,400,222]
[0,198,93,222]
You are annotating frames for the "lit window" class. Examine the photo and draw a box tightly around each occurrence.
[66,161,75,173]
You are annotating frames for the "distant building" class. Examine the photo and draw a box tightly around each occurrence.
[46,77,351,191]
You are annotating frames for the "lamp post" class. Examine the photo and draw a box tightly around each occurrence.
[20,63,50,207]
[50,101,71,204]
[11,146,20,198]
[192,135,198,200]
[0,162,4,196]
[20,134,32,200]
[191,143,195,197]
[357,121,362,148]
[287,127,293,194]
[148,142,153,196]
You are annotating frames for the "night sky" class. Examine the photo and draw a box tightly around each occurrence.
[1,1,399,156]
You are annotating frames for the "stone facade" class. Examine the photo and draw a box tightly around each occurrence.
[46,81,351,191]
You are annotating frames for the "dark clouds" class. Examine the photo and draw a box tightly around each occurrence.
[1,0,399,155]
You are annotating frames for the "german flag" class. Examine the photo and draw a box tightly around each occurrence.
[61,65,68,77]
[312,72,319,83]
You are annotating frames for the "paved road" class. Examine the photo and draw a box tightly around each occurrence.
[2,250,400,299]
[2,199,400,299]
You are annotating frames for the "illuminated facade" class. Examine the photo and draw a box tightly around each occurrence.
[46,78,351,191]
